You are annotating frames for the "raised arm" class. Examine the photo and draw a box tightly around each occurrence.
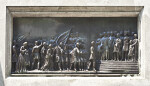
[38,42,43,48]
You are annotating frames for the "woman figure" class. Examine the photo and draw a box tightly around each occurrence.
[18,42,29,73]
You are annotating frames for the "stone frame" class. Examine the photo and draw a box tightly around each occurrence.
[5,6,144,77]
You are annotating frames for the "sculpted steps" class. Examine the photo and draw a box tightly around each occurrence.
[99,60,139,74]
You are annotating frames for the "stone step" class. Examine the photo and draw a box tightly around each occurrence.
[99,69,139,71]
[101,62,138,64]
[100,61,138,63]
[100,65,138,68]
[99,70,139,74]
[100,64,138,66]
[100,66,138,68]
[99,61,139,74]
[100,69,138,71]
[100,63,138,65]
[100,67,138,69]
[100,66,139,68]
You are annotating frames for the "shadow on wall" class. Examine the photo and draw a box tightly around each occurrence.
[0,63,4,86]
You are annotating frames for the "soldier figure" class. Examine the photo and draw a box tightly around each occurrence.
[18,42,29,72]
[132,34,138,62]
[101,32,109,60]
[70,42,81,71]
[12,40,18,72]
[41,44,53,70]
[40,42,47,68]
[88,41,96,71]
[108,31,116,60]
[80,52,84,71]
[96,33,103,44]
[96,33,104,60]
[54,42,64,71]
[48,44,54,70]
[49,36,55,44]
[122,31,129,61]
[113,33,121,61]
[32,41,43,70]
[59,42,65,70]
[119,31,124,60]
[64,44,70,70]
[122,37,129,61]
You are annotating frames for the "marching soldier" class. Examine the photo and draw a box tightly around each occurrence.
[41,44,53,70]
[40,42,47,68]
[54,42,64,71]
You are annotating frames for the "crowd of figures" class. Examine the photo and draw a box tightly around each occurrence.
[96,31,138,62]
[12,30,138,73]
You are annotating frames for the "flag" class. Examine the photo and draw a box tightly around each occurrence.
[55,29,72,45]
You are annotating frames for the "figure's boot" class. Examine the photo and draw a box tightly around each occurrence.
[79,62,81,71]
[58,63,62,71]
[93,68,96,71]
[62,62,65,70]
[70,64,72,70]
[74,62,77,72]
[93,61,96,71]
[66,62,69,71]
[81,62,83,71]
[88,61,91,71]
[37,62,40,70]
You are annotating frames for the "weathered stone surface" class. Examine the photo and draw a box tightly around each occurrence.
[0,0,150,86]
